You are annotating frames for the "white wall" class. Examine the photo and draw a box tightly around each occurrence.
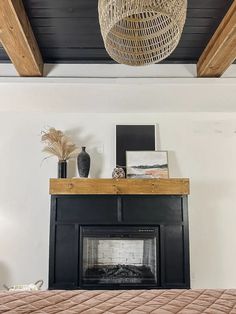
[0,64,236,289]
[0,110,236,289]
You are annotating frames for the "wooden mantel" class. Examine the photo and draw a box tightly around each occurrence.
[50,178,190,195]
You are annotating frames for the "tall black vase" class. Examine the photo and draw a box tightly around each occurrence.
[77,147,90,178]
[58,160,67,178]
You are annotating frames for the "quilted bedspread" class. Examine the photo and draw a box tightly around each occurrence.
[0,289,236,314]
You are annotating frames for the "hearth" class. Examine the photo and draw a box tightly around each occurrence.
[81,226,158,287]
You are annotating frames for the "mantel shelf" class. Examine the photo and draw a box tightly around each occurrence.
[50,178,190,195]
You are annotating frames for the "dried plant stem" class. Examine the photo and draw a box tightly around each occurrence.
[41,128,78,161]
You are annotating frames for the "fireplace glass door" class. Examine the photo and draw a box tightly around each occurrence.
[81,226,158,286]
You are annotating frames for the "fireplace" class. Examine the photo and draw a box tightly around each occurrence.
[49,179,190,290]
[81,226,158,287]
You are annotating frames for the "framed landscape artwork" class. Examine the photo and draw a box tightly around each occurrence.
[126,151,169,179]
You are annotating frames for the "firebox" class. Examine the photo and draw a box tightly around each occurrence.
[81,226,159,287]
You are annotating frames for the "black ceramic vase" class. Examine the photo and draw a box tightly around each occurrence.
[58,160,67,178]
[77,147,90,178]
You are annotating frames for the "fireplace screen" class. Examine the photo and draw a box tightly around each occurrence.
[81,227,158,286]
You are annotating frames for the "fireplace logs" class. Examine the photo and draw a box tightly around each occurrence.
[84,264,155,284]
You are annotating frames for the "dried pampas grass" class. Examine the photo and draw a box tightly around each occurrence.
[41,128,78,161]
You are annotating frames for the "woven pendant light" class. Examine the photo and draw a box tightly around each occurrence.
[98,0,187,66]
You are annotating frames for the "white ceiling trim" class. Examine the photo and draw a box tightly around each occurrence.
[0,63,235,79]
[0,78,235,112]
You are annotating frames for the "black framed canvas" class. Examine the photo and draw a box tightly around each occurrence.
[116,125,156,168]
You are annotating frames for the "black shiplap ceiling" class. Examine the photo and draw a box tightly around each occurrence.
[0,0,234,63]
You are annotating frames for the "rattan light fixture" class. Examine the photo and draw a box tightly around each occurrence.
[98,0,187,66]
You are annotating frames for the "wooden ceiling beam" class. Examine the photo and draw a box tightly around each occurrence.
[197,1,236,77]
[0,0,43,76]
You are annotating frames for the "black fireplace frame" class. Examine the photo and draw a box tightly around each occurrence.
[49,194,190,290]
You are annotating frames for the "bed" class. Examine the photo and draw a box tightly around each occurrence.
[0,289,236,313]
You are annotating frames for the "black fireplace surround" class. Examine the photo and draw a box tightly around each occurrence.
[49,195,190,290]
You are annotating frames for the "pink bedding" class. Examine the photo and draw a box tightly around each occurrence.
[0,289,236,313]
